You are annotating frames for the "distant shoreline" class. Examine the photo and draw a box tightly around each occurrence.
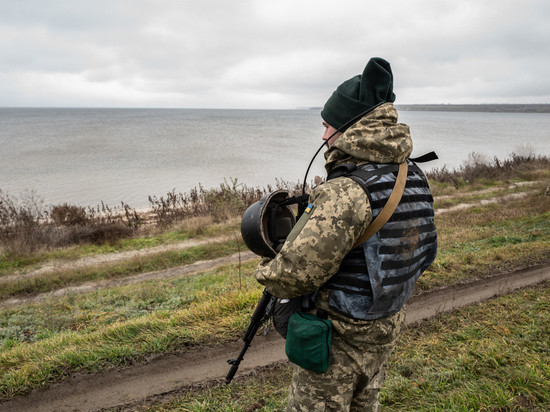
[3,105,550,113]
[395,104,550,113]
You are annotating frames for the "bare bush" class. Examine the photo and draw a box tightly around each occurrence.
[50,203,88,226]
[148,189,197,228]
[201,178,265,223]
[48,201,141,248]
[148,178,268,226]
[0,192,144,256]
[0,190,50,256]
[426,152,550,187]
[65,223,134,245]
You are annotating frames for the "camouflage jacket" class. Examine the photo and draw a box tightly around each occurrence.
[255,103,413,308]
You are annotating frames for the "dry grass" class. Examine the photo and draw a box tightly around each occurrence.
[0,178,306,259]
[2,153,547,259]
[415,189,550,292]
[426,151,550,189]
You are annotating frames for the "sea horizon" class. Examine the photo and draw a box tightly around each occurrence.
[1,107,549,208]
[2,103,550,111]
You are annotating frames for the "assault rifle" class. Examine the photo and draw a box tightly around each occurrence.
[225,289,276,383]
[225,194,309,384]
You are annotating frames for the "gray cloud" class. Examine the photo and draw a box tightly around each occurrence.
[1,0,549,107]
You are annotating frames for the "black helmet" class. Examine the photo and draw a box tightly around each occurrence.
[241,190,296,258]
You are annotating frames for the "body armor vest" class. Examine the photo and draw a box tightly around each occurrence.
[323,160,437,321]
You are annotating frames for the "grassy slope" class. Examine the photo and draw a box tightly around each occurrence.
[139,283,550,412]
[0,173,549,400]
[0,238,244,298]
[0,220,241,276]
[382,286,550,410]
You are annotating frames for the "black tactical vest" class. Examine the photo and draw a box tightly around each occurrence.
[323,160,437,320]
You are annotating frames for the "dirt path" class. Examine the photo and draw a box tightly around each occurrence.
[2,264,548,412]
[434,190,535,215]
[5,181,540,284]
[0,251,257,309]
[2,185,542,309]
[3,234,239,283]
[434,180,540,201]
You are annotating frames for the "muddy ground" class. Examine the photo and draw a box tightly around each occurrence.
[1,264,548,412]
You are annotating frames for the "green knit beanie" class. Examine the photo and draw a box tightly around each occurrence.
[321,57,396,132]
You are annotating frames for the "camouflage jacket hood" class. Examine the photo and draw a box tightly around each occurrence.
[324,102,412,173]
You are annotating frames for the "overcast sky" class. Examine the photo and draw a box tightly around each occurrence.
[1,0,549,109]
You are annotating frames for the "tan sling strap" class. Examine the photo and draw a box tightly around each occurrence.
[352,162,408,249]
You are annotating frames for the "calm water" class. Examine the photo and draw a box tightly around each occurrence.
[1,108,549,208]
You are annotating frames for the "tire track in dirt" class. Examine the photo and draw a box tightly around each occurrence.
[4,180,540,284]
[0,251,257,309]
[2,234,240,283]
[2,186,542,309]
[2,264,548,412]
[434,190,535,215]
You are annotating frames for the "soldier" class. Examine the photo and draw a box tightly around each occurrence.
[255,57,437,411]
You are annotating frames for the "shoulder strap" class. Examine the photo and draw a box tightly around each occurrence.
[352,162,408,248]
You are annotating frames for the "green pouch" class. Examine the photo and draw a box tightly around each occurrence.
[285,312,333,373]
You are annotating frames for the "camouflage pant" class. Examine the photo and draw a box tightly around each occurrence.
[286,310,406,412]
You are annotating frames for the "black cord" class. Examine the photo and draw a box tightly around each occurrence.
[301,102,385,195]
[301,140,328,195]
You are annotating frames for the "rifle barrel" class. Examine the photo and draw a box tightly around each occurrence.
[225,289,275,383]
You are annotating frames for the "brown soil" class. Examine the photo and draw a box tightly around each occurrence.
[1,264,548,412]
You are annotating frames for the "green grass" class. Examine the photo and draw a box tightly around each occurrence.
[0,186,548,399]
[0,262,263,399]
[382,284,550,410]
[0,260,260,348]
[0,238,246,299]
[0,172,549,402]
[136,283,550,411]
[133,363,293,412]
[0,220,240,275]
[2,208,547,350]
[416,208,550,292]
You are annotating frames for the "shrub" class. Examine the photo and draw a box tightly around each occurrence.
[0,193,143,256]
[201,178,262,223]
[50,203,89,226]
[148,178,268,226]
[67,223,134,245]
[0,190,50,256]
[426,151,550,187]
